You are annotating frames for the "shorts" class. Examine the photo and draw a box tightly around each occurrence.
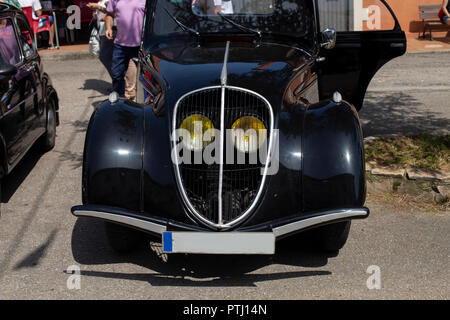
[38,16,54,28]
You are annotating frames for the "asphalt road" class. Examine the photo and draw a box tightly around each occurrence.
[359,52,450,136]
[0,53,448,299]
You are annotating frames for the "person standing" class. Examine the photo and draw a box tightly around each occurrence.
[192,0,233,15]
[88,0,114,79]
[105,0,145,98]
[18,0,56,48]
[213,0,233,14]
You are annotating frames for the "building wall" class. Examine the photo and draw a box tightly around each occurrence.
[365,0,449,38]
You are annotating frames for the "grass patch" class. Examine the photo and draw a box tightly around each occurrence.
[365,133,450,171]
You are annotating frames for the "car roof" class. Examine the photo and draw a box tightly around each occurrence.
[0,3,27,21]
[0,3,19,14]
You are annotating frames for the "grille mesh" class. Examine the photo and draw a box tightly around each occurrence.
[175,87,272,227]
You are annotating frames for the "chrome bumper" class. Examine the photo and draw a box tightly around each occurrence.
[71,205,369,239]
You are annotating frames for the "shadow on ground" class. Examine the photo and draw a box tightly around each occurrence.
[71,218,335,287]
[81,79,112,96]
[1,145,44,203]
[360,91,450,136]
[14,229,58,269]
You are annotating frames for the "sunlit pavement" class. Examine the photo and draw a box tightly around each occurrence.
[0,55,448,299]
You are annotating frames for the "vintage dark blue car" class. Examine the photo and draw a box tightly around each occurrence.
[72,0,406,254]
[0,4,59,214]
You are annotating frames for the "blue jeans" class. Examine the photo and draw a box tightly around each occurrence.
[111,44,139,97]
[444,16,450,25]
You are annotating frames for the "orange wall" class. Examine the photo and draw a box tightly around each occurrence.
[375,0,449,38]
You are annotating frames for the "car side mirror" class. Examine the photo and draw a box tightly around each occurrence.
[0,63,18,77]
[321,28,336,50]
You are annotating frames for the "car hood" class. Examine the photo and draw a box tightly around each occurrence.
[145,38,313,110]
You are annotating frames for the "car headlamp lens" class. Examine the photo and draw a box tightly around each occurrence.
[231,116,267,153]
[179,114,215,151]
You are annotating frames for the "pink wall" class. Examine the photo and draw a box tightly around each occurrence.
[368,0,449,38]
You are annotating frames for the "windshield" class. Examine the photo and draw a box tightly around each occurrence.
[144,0,316,51]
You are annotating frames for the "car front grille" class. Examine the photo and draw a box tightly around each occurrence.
[173,86,273,229]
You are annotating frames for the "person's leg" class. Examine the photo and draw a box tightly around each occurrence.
[124,60,137,100]
[111,44,130,97]
[43,16,55,47]
[125,47,139,100]
[99,36,114,80]
[49,23,55,47]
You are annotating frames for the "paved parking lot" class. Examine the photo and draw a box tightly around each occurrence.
[0,54,448,299]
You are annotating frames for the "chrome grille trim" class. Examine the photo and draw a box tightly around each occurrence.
[172,86,274,230]
[218,86,226,226]
[218,41,230,227]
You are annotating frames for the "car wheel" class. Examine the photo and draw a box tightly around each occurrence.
[40,98,57,152]
[104,221,143,253]
[313,221,351,252]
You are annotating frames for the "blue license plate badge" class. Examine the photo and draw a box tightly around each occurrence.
[163,232,173,252]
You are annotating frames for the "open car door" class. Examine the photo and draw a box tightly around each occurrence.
[316,0,406,110]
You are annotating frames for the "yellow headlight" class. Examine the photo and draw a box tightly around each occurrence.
[231,116,267,153]
[179,114,215,151]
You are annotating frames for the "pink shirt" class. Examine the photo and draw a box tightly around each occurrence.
[107,0,146,47]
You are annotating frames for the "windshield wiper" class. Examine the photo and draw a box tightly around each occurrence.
[217,13,261,39]
[216,14,312,58]
[164,8,200,37]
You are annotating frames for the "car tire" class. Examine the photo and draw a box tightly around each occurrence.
[40,98,57,152]
[313,221,351,252]
[104,221,143,253]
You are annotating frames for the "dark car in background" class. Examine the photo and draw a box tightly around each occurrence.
[0,3,59,213]
[72,0,406,255]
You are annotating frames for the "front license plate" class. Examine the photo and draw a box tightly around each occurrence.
[162,232,275,254]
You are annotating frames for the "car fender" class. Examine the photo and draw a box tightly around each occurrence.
[82,99,144,212]
[42,73,59,119]
[302,99,366,211]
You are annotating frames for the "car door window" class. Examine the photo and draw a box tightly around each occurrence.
[15,17,36,60]
[316,0,405,110]
[0,18,21,66]
[317,0,396,31]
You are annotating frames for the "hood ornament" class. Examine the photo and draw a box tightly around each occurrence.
[220,41,230,86]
